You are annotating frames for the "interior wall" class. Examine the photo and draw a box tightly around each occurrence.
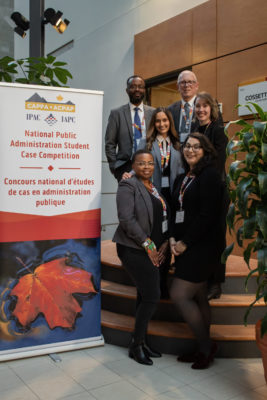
[134,0,267,256]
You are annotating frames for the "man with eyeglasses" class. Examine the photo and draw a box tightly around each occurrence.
[168,70,199,143]
[105,75,155,182]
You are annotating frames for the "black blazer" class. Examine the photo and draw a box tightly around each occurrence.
[198,120,228,179]
[113,175,154,250]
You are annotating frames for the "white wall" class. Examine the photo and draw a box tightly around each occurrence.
[14,0,207,239]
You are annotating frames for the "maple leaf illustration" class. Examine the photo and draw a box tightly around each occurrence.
[10,257,97,329]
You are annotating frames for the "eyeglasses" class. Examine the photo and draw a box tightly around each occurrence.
[129,85,145,90]
[178,80,196,87]
[135,161,155,167]
[183,144,202,151]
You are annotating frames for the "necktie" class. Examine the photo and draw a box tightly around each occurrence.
[134,107,142,152]
[181,102,190,133]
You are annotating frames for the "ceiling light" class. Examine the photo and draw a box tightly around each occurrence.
[10,12,29,38]
[44,8,70,34]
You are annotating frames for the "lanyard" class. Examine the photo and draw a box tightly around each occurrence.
[157,140,170,170]
[178,173,195,210]
[149,183,167,218]
[181,103,193,126]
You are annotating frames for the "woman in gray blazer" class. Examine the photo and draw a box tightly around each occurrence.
[113,149,169,365]
[137,107,184,206]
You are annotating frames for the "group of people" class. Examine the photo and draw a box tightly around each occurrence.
[105,70,228,369]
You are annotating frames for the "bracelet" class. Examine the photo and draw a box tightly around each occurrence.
[142,238,156,254]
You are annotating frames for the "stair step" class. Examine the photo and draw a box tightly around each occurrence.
[101,279,263,307]
[102,310,256,341]
[101,240,257,276]
[101,310,260,357]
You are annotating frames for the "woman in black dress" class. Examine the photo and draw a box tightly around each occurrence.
[170,132,222,369]
[113,149,169,365]
[195,92,228,300]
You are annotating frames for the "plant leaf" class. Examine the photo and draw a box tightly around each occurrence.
[258,172,267,197]
[256,206,267,240]
[258,246,267,274]
[221,242,234,263]
[243,215,257,238]
[226,203,236,232]
[10,257,97,329]
[243,241,256,268]
[262,142,267,162]
[248,102,267,122]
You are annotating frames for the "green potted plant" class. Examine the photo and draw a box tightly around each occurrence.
[223,102,267,381]
[0,55,72,86]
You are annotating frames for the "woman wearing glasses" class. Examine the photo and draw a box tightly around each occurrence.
[113,149,169,365]
[170,133,222,369]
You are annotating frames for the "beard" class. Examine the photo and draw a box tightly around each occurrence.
[128,92,145,105]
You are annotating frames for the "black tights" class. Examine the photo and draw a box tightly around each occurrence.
[170,277,211,355]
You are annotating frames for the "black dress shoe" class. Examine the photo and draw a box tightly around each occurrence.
[142,342,162,358]
[191,342,218,369]
[129,344,153,365]
[207,283,222,300]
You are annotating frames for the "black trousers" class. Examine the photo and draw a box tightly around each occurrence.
[117,243,161,344]
[114,160,132,182]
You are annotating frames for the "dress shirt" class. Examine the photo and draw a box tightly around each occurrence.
[130,102,146,154]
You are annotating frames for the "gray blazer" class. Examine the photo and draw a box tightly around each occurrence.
[138,138,184,193]
[105,103,155,173]
[113,175,153,250]
[168,100,198,139]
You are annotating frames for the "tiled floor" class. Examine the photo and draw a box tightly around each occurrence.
[0,344,266,400]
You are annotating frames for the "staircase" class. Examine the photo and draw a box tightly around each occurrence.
[101,240,264,357]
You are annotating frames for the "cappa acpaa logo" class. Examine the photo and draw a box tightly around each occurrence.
[25,92,76,123]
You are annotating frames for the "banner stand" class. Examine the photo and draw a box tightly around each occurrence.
[0,82,103,361]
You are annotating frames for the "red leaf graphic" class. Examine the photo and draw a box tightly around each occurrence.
[10,258,97,329]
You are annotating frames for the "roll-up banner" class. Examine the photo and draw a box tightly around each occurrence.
[0,82,104,361]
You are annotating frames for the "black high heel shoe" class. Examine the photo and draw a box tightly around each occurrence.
[142,342,162,358]
[129,343,153,365]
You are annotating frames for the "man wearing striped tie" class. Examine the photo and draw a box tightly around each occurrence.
[105,75,154,182]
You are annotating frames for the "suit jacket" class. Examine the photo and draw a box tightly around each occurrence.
[105,103,155,174]
[138,138,184,193]
[168,100,198,139]
[113,175,154,249]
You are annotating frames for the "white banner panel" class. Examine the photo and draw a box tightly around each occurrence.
[0,83,104,361]
[238,79,267,116]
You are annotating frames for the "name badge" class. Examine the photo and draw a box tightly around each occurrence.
[162,220,168,233]
[175,210,184,223]
[161,176,169,188]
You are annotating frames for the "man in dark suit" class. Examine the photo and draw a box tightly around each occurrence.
[168,70,199,143]
[105,75,155,182]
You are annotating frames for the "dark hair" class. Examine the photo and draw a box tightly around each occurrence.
[182,132,217,175]
[195,92,219,121]
[146,107,180,150]
[132,149,154,164]
[126,75,145,88]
